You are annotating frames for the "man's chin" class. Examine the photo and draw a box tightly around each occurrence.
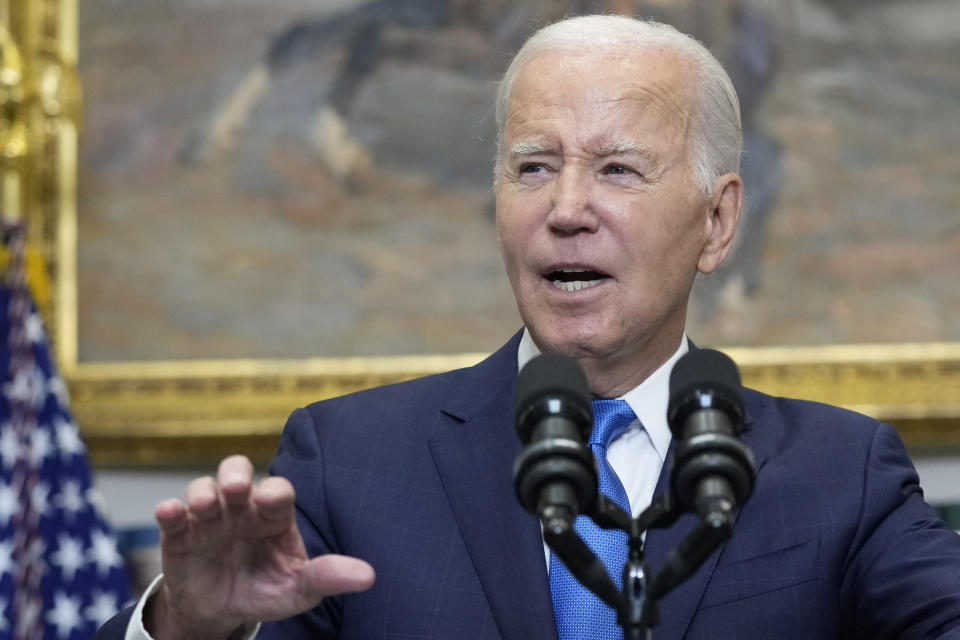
[527,323,612,360]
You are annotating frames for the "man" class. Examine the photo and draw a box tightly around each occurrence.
[97,15,960,639]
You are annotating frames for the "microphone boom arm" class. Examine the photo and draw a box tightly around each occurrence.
[647,506,734,600]
[541,504,623,612]
[543,481,739,637]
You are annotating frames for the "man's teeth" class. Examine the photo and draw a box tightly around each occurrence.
[553,279,603,292]
[551,268,605,292]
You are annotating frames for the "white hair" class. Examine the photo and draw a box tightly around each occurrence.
[494,15,743,194]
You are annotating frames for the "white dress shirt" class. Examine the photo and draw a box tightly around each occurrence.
[126,330,686,639]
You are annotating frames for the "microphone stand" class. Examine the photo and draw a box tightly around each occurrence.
[515,348,753,637]
[542,487,736,639]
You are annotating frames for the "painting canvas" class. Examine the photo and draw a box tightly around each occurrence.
[77,0,960,363]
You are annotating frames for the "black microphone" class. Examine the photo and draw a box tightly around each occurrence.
[513,353,596,528]
[667,349,755,524]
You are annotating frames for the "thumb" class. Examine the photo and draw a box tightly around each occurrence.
[299,554,376,602]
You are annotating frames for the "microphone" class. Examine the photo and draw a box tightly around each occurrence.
[513,353,596,528]
[667,349,755,523]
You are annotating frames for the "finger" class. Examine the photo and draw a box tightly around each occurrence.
[185,476,222,521]
[218,455,255,508]
[252,476,296,524]
[155,498,188,536]
[300,554,376,600]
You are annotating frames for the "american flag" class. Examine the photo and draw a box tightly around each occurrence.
[0,222,130,639]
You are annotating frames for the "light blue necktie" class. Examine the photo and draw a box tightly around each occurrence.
[550,398,635,639]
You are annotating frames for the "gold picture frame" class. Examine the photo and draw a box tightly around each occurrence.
[7,0,960,469]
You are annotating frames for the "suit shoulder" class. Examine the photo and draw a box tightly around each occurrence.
[286,334,520,444]
[302,332,521,424]
[306,366,469,417]
[743,386,888,445]
[273,367,475,465]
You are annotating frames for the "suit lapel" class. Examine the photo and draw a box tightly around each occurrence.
[643,395,770,639]
[428,333,558,640]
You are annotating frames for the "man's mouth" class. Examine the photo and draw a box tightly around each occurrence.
[544,267,611,292]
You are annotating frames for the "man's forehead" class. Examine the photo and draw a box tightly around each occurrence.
[516,45,694,90]
[501,60,692,159]
[505,47,695,125]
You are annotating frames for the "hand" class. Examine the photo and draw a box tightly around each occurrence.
[146,455,375,640]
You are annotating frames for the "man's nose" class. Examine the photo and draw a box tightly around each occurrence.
[546,166,599,235]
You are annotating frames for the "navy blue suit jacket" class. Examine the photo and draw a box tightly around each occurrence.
[97,332,960,638]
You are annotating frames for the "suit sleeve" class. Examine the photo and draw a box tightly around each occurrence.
[258,406,344,639]
[90,604,135,640]
[840,422,960,639]
[92,575,260,640]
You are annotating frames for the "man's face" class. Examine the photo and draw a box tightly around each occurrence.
[495,47,734,392]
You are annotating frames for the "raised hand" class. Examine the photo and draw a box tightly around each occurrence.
[145,455,375,640]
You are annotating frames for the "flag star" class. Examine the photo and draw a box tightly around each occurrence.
[4,364,47,409]
[88,528,125,577]
[0,425,19,470]
[29,426,54,466]
[48,375,70,407]
[25,312,46,344]
[55,417,86,459]
[32,480,51,517]
[87,487,111,520]
[0,483,16,526]
[0,540,13,577]
[84,590,122,628]
[50,534,87,582]
[55,479,88,521]
[47,591,84,639]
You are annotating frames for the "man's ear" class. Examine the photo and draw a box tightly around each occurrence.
[697,172,743,275]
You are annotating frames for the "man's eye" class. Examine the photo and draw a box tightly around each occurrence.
[604,164,631,175]
[520,163,546,174]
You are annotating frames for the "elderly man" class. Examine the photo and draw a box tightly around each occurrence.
[97,14,960,640]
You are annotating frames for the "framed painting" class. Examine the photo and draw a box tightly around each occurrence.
[10,0,960,467]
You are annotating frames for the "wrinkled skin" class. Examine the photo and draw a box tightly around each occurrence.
[145,456,375,639]
[495,47,742,397]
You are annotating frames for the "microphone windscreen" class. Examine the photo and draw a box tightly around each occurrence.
[667,349,744,432]
[669,349,741,396]
[515,353,591,443]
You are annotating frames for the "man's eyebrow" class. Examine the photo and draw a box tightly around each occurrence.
[507,140,655,160]
[599,140,655,159]
[509,141,548,157]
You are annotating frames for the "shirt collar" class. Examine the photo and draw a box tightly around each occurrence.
[516,328,686,463]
